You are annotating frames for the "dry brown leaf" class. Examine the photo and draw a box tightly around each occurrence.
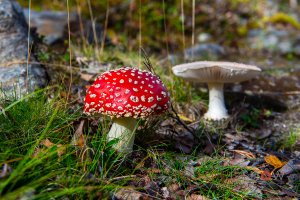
[187,194,210,200]
[264,155,286,169]
[41,138,54,148]
[260,170,272,181]
[72,120,86,148]
[246,166,273,181]
[77,134,85,148]
[232,150,256,159]
[147,168,161,173]
[80,73,94,82]
[40,139,65,158]
[168,183,180,192]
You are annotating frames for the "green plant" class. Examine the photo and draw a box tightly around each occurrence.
[0,89,130,199]
[281,128,300,150]
[240,108,261,128]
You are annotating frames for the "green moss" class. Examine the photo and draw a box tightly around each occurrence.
[265,12,300,29]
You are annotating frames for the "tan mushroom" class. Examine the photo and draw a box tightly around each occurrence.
[172,61,261,120]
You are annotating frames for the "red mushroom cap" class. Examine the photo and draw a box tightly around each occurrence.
[84,67,170,118]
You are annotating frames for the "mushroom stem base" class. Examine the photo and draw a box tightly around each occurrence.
[107,117,137,153]
[204,83,229,120]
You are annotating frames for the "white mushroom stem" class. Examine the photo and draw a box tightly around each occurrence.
[204,82,229,120]
[107,117,137,153]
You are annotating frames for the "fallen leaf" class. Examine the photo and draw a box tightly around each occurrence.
[71,120,86,148]
[260,170,272,181]
[146,168,161,173]
[227,155,251,167]
[40,139,65,158]
[177,114,194,123]
[168,183,180,192]
[264,155,286,169]
[41,138,54,148]
[232,150,256,159]
[113,188,150,200]
[187,194,210,200]
[80,73,94,82]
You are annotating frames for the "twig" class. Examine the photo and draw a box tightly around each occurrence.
[141,47,155,74]
[66,0,73,103]
[108,175,137,182]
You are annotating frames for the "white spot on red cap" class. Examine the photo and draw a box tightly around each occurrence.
[90,94,96,98]
[148,97,154,103]
[118,106,123,110]
[130,96,139,103]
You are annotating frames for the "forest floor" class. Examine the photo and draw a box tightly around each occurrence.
[0,48,299,199]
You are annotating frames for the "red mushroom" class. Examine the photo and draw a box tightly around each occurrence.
[84,67,170,153]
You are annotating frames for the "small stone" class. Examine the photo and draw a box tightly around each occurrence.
[161,187,170,199]
[184,43,225,60]
[287,173,300,187]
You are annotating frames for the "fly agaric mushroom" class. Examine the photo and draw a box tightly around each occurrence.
[84,67,170,153]
[172,61,261,120]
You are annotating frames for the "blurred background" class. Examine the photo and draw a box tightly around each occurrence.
[18,0,300,60]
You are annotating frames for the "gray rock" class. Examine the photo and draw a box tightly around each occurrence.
[23,9,108,46]
[294,44,300,56]
[184,43,225,60]
[0,0,47,97]
[197,32,212,43]
[23,9,77,45]
[293,36,300,56]
[247,27,299,55]
[279,159,300,175]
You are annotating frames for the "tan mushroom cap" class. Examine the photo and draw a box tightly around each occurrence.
[172,61,261,83]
